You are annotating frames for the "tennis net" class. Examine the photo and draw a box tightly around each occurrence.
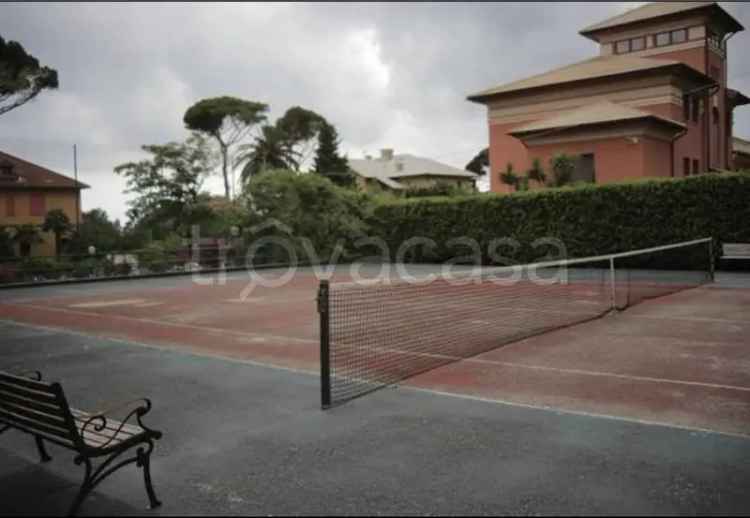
[319,238,714,408]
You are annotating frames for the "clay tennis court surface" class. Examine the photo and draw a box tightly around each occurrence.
[1,267,749,437]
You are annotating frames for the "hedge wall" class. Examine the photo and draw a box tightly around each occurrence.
[369,173,750,264]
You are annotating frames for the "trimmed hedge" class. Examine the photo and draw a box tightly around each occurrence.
[369,173,750,264]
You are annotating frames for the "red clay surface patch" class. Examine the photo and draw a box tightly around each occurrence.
[406,287,750,437]
[0,275,323,372]
[1,275,748,436]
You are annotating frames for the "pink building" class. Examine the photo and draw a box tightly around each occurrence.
[468,1,749,193]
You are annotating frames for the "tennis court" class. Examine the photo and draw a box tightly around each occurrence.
[1,243,750,514]
[1,242,748,437]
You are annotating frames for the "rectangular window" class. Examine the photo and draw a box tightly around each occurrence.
[29,193,46,217]
[573,154,596,184]
[616,40,630,54]
[656,32,671,46]
[671,29,687,44]
[692,99,700,122]
[683,158,691,176]
[683,96,690,121]
[692,159,700,175]
[630,37,646,52]
[713,107,719,125]
[6,195,15,217]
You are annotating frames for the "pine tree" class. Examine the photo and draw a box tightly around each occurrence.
[313,122,354,187]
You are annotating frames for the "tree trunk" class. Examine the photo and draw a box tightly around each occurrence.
[221,144,231,200]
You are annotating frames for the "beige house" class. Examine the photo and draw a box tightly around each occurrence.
[348,149,478,193]
[0,150,88,257]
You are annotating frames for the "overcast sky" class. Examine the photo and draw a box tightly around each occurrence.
[1,2,749,223]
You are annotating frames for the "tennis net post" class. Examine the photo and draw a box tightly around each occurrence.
[318,279,332,409]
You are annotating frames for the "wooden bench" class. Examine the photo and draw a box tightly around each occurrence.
[722,243,750,260]
[0,370,163,516]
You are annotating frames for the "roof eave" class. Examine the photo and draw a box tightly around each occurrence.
[579,3,743,42]
[467,62,712,105]
[510,115,686,139]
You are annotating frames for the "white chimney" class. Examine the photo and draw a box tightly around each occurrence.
[380,148,394,160]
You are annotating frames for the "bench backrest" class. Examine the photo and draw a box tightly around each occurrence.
[0,371,80,448]
[723,243,750,258]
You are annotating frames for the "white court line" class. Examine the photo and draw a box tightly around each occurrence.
[0,319,318,378]
[3,319,748,441]
[461,358,750,393]
[626,313,750,325]
[69,299,147,308]
[15,303,748,393]
[11,303,317,345]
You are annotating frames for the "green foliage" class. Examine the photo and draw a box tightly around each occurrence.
[499,162,530,192]
[236,106,326,183]
[499,162,519,190]
[42,209,73,257]
[114,133,215,235]
[403,181,476,198]
[18,256,70,280]
[0,35,59,117]
[465,148,489,176]
[527,158,546,184]
[237,125,294,181]
[138,242,173,273]
[246,169,370,262]
[313,122,354,187]
[0,225,14,257]
[68,208,122,253]
[183,96,269,199]
[370,173,750,265]
[12,224,42,257]
[550,153,576,187]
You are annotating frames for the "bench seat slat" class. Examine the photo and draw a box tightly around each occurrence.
[0,408,73,442]
[0,381,59,405]
[0,389,67,417]
[71,409,144,448]
[0,373,58,394]
[0,400,68,430]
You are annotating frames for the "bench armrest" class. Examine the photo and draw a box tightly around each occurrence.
[79,398,160,449]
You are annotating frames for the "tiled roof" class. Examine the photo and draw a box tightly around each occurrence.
[348,154,476,190]
[509,101,685,136]
[580,2,723,36]
[467,55,710,102]
[0,150,88,190]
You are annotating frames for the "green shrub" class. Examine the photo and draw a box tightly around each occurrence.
[18,257,71,280]
[246,169,371,263]
[138,243,172,273]
[370,173,750,265]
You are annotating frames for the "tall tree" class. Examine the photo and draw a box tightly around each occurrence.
[71,208,122,253]
[313,122,354,187]
[236,106,326,183]
[183,96,268,199]
[114,134,215,234]
[42,209,73,258]
[238,125,294,183]
[465,148,489,176]
[0,35,59,117]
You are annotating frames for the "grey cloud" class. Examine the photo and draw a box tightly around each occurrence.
[1,2,749,222]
